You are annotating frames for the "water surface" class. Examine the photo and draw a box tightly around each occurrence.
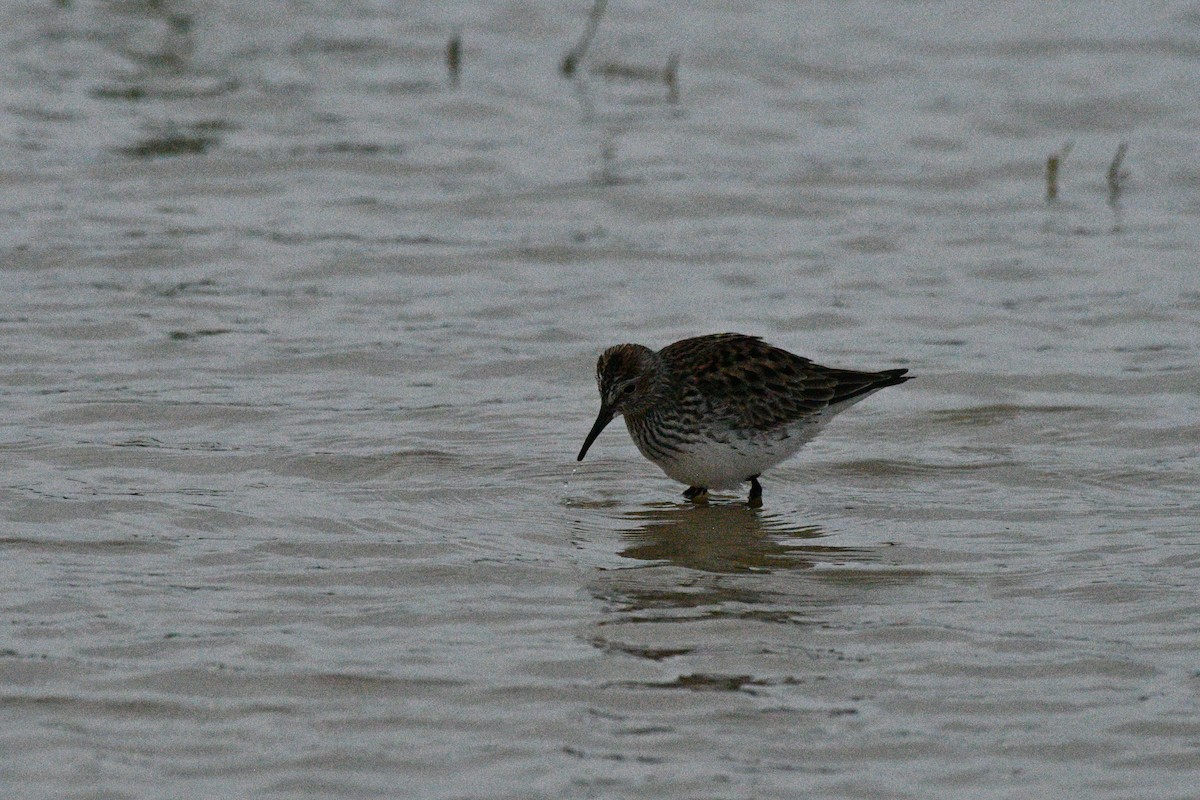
[2,1,1199,798]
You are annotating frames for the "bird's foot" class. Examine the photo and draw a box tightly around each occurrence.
[683,486,708,501]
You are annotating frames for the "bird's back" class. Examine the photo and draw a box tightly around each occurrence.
[659,333,909,432]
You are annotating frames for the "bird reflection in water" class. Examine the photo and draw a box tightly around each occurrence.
[616,502,871,575]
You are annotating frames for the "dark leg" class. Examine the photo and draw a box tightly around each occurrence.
[683,486,708,500]
[747,475,762,503]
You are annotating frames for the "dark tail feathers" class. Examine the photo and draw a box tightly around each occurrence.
[829,368,911,406]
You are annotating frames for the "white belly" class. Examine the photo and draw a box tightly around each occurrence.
[634,417,828,490]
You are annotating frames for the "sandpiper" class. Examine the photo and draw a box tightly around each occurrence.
[576,333,911,503]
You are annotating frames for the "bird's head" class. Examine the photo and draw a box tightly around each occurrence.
[577,343,660,460]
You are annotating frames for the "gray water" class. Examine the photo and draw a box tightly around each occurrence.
[2,1,1199,798]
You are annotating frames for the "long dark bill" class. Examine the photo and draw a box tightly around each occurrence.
[576,405,614,461]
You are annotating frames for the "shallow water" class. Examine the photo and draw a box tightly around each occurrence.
[2,1,1199,798]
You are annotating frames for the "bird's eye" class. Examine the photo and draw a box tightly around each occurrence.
[621,383,636,395]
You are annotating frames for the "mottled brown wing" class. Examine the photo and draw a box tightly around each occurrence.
[660,333,907,431]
